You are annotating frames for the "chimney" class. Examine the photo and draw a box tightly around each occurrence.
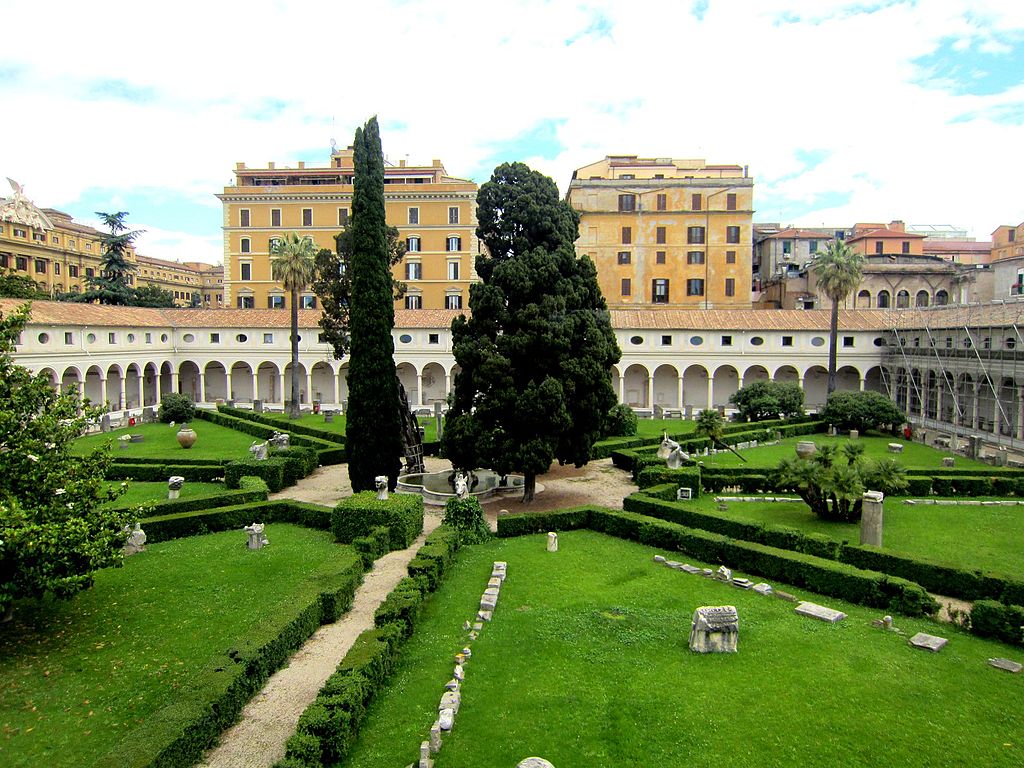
[399,159,406,167]
[268,162,275,169]
[235,162,246,170]
[432,158,442,167]
[297,161,305,169]
[890,220,905,232]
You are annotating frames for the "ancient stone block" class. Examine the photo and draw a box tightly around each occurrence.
[689,605,739,653]
[795,602,847,623]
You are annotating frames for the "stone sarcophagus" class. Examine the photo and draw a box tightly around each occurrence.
[689,605,739,653]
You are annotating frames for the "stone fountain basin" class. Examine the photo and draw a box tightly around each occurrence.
[397,469,526,506]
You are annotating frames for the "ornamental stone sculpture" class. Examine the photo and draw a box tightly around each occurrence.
[375,475,389,500]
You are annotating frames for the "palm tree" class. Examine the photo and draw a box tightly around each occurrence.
[271,233,317,419]
[812,239,865,395]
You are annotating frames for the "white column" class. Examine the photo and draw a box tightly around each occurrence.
[99,377,108,406]
[171,371,179,395]
[119,380,127,410]
[676,376,684,409]
[646,375,654,408]
[198,373,205,404]
[416,373,424,406]
[972,384,981,429]
[445,373,452,397]
[276,372,285,404]
[859,377,866,392]
[306,372,314,404]
[226,372,233,401]
[618,374,625,404]
[706,376,713,410]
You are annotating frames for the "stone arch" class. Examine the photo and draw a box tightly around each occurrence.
[422,362,447,405]
[924,369,939,419]
[652,364,680,408]
[204,361,228,402]
[142,362,159,406]
[61,366,83,397]
[803,365,829,408]
[230,361,255,402]
[682,364,709,409]
[38,367,58,388]
[124,363,143,409]
[877,290,891,308]
[956,373,975,428]
[105,364,124,410]
[896,289,911,308]
[915,290,930,307]
[864,366,884,394]
[857,289,871,308]
[283,361,309,406]
[338,362,350,406]
[178,361,201,403]
[623,363,650,407]
[311,362,335,405]
[773,365,799,384]
[998,378,1018,437]
[713,364,739,408]
[935,289,949,306]
[397,362,418,405]
[835,365,861,393]
[84,365,104,407]
[743,365,769,387]
[256,361,282,404]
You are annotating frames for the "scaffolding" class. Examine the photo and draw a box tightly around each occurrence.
[882,299,1024,456]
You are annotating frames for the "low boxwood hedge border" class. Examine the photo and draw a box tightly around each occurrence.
[279,525,462,768]
[93,551,367,768]
[108,477,269,517]
[623,489,1024,608]
[217,404,346,445]
[195,409,344,465]
[332,492,424,550]
[141,499,335,543]
[106,462,225,482]
[496,505,938,618]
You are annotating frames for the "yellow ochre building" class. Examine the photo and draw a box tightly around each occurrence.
[217,149,478,311]
[566,155,754,309]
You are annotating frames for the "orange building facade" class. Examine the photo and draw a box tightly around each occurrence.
[566,156,754,309]
[217,150,478,311]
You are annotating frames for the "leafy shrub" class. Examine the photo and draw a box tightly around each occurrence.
[970,600,1024,646]
[604,403,638,437]
[730,380,805,422]
[442,495,492,543]
[821,390,904,433]
[158,393,196,424]
[332,492,424,549]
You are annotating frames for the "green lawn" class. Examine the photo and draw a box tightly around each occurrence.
[687,493,1024,578]
[73,420,258,461]
[342,531,1023,768]
[102,481,226,508]
[697,434,989,470]
[634,418,698,438]
[0,525,355,768]
[257,411,440,442]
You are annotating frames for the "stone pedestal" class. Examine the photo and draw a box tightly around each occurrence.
[860,490,884,547]
[547,532,558,552]
[849,429,859,439]
[688,605,738,653]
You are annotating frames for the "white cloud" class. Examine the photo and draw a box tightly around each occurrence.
[2,0,1023,257]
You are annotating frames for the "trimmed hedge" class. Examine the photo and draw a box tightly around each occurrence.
[625,491,1024,605]
[405,525,462,591]
[496,506,938,617]
[636,466,701,496]
[352,526,392,570]
[109,456,230,466]
[142,499,334,543]
[93,552,365,768]
[218,404,347,445]
[282,526,463,767]
[225,457,288,492]
[195,409,343,465]
[969,600,1024,647]
[332,492,424,550]
[105,462,225,482]
[107,477,269,517]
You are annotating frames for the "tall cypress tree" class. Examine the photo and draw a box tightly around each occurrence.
[345,117,403,491]
[443,162,621,502]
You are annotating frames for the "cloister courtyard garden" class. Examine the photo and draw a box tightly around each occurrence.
[2,400,1023,768]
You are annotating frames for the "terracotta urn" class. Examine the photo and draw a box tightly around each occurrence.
[176,426,197,449]
[795,440,817,459]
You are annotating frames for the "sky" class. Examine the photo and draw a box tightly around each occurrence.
[1,0,1023,265]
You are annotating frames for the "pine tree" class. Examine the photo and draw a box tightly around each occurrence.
[443,162,621,502]
[83,211,142,305]
[345,117,404,492]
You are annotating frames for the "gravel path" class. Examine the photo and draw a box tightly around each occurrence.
[198,457,636,766]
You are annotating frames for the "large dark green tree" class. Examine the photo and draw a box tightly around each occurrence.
[0,304,135,620]
[79,211,142,305]
[314,226,407,359]
[345,117,404,492]
[442,162,621,502]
